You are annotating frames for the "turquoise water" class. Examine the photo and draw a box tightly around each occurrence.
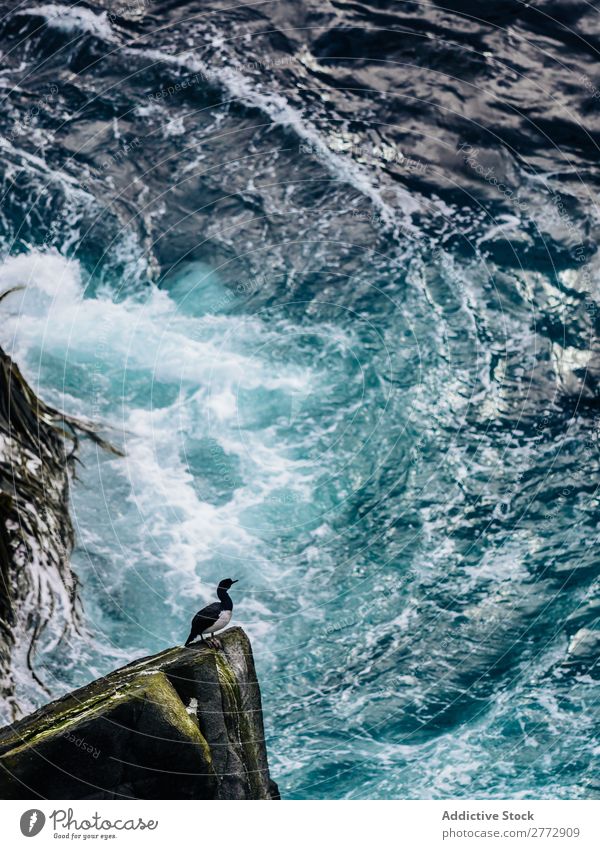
[1,245,597,799]
[0,0,598,799]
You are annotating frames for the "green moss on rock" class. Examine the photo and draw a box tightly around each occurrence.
[0,627,277,799]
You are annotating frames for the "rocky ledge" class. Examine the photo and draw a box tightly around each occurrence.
[0,627,279,800]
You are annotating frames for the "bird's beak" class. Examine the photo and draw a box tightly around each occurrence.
[232,579,239,583]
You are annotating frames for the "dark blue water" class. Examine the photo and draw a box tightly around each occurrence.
[0,0,598,799]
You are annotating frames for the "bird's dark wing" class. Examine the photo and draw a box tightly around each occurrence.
[185,602,221,645]
[192,602,221,630]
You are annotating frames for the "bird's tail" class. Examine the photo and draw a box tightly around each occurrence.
[185,631,194,647]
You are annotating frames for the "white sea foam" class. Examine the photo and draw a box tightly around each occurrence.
[0,249,332,658]
[126,45,420,234]
[20,4,114,40]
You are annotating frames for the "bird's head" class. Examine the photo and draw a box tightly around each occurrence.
[218,578,239,590]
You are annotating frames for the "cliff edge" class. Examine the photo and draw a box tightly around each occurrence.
[0,627,279,800]
[0,339,119,722]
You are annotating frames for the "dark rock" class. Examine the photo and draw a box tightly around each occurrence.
[0,627,278,799]
[0,342,120,721]
[0,343,79,721]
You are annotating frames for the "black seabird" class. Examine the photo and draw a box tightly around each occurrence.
[185,578,238,647]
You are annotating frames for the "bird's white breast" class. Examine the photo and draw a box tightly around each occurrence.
[202,609,232,634]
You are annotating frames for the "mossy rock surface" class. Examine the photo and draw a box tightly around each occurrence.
[0,628,278,799]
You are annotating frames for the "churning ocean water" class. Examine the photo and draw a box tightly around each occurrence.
[0,0,599,799]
